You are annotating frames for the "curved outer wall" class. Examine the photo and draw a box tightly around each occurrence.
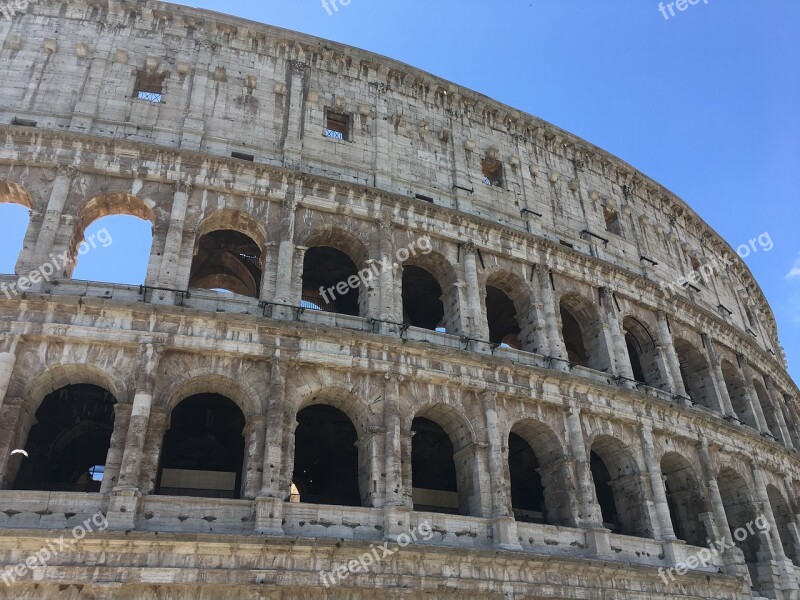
[0,1,798,599]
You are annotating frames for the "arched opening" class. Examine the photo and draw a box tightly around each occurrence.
[411,404,477,516]
[767,485,798,564]
[292,404,361,506]
[717,468,764,592]
[486,285,521,349]
[674,338,719,411]
[721,360,758,428]
[559,294,610,372]
[753,380,782,442]
[622,317,664,388]
[68,193,156,282]
[660,452,707,547]
[402,265,445,331]
[156,394,246,499]
[0,181,31,274]
[508,419,572,526]
[13,384,116,492]
[302,247,361,316]
[589,435,649,538]
[71,215,152,285]
[189,230,263,297]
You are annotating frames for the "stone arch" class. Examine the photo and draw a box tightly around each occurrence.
[0,180,34,274]
[717,466,764,590]
[411,402,480,517]
[589,434,649,537]
[673,337,719,411]
[558,292,610,372]
[484,269,535,352]
[161,374,261,423]
[402,249,460,334]
[720,359,757,428]
[190,208,267,298]
[24,363,123,414]
[292,386,371,507]
[0,180,34,209]
[753,379,782,441]
[766,484,798,564]
[67,192,156,276]
[300,227,370,316]
[622,316,666,388]
[660,451,708,547]
[508,418,574,526]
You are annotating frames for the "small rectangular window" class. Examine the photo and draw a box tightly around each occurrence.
[481,158,504,187]
[134,69,164,103]
[604,208,622,235]
[231,152,255,161]
[415,193,434,203]
[11,117,37,127]
[324,111,350,141]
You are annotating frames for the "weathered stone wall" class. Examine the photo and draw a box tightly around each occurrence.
[0,1,798,598]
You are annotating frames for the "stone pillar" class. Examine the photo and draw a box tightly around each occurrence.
[0,335,21,412]
[766,377,794,449]
[463,242,489,341]
[697,440,733,547]
[564,405,603,527]
[483,391,520,550]
[115,344,162,491]
[282,60,306,170]
[138,407,167,494]
[154,181,191,293]
[601,289,634,383]
[100,403,132,494]
[640,425,676,540]
[14,209,43,276]
[383,375,404,507]
[0,401,33,490]
[703,335,736,418]
[739,356,770,434]
[751,464,785,561]
[377,215,398,325]
[260,360,287,499]
[656,312,687,398]
[536,264,568,367]
[269,197,298,314]
[29,166,73,280]
[242,416,266,500]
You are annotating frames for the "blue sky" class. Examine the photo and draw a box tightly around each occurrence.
[1,0,798,382]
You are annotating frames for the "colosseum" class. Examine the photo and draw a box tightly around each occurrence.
[0,1,798,598]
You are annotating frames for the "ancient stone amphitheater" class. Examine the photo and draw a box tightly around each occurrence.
[0,1,798,598]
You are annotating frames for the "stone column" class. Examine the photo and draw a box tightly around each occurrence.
[640,425,676,540]
[377,215,398,325]
[383,375,404,507]
[100,403,132,494]
[703,335,736,418]
[242,416,267,500]
[29,166,73,280]
[751,463,785,562]
[462,242,489,342]
[601,289,634,383]
[282,60,306,170]
[138,407,168,494]
[697,440,733,547]
[256,360,288,535]
[564,405,603,527]
[656,312,687,398]
[536,264,568,367]
[524,265,550,354]
[154,181,191,293]
[765,377,794,449]
[483,391,521,550]
[115,344,163,491]
[269,196,298,319]
[0,335,21,412]
[739,356,770,434]
[14,210,42,276]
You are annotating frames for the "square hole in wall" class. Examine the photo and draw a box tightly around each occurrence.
[324,110,350,141]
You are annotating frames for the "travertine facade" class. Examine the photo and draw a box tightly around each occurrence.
[0,1,798,598]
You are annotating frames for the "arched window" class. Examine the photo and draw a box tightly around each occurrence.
[71,215,152,285]
[302,247,361,316]
[293,404,361,506]
[559,294,611,372]
[622,317,665,388]
[767,485,798,564]
[189,230,263,297]
[0,181,32,275]
[486,285,521,349]
[718,468,765,593]
[721,360,758,428]
[402,265,446,331]
[157,394,246,499]
[13,384,116,493]
[674,338,719,411]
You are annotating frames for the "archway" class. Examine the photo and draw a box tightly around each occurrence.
[622,317,665,388]
[767,484,798,564]
[753,380,782,441]
[156,394,246,499]
[189,230,263,297]
[674,338,719,411]
[559,294,610,372]
[660,452,707,547]
[402,265,446,331]
[486,285,522,349]
[721,360,758,428]
[13,384,116,492]
[292,404,361,506]
[717,467,764,592]
[0,181,31,275]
